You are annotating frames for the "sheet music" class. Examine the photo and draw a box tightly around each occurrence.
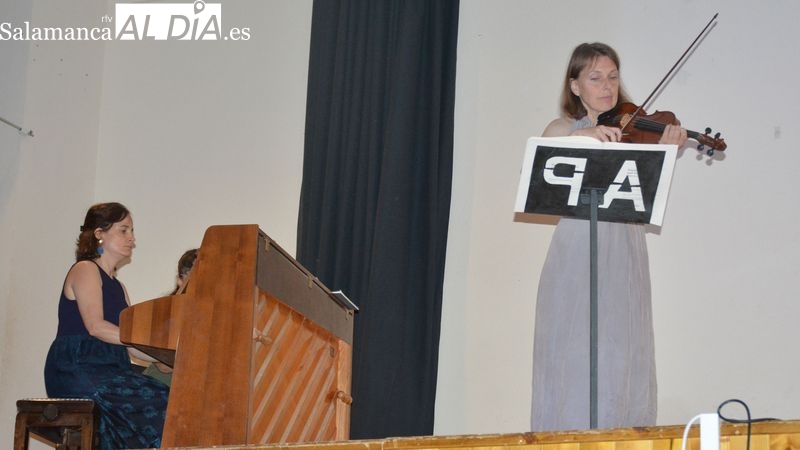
[331,290,359,311]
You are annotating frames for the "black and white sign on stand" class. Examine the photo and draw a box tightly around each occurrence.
[514,136,677,226]
[514,135,677,429]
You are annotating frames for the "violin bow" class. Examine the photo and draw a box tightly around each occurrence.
[620,13,719,134]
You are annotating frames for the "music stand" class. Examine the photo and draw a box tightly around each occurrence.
[515,136,677,429]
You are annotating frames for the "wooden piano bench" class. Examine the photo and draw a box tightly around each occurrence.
[13,398,99,450]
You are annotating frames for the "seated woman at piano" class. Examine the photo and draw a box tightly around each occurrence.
[43,202,170,450]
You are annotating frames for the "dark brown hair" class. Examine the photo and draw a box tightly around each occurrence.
[171,248,198,294]
[559,42,632,119]
[75,202,130,261]
[177,248,198,279]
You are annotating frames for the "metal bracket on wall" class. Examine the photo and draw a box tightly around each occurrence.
[1,115,34,137]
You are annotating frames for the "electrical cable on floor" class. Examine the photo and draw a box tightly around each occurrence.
[716,398,779,450]
[680,414,705,450]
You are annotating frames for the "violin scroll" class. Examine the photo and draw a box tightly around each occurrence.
[695,128,726,156]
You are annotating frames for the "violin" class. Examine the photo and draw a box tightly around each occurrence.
[599,13,726,156]
[597,102,727,153]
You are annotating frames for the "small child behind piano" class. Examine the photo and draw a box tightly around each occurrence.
[142,248,199,386]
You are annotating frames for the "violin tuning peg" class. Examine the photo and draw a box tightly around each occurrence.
[705,127,712,134]
[714,132,721,139]
[707,149,715,157]
[697,144,705,152]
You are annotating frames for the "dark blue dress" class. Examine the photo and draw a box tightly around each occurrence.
[44,261,169,450]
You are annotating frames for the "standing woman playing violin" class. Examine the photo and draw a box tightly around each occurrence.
[531,43,688,432]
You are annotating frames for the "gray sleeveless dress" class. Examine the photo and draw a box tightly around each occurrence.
[530,117,656,431]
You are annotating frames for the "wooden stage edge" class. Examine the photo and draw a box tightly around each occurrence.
[160,420,800,450]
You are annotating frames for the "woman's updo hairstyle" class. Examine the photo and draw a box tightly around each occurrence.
[76,202,130,261]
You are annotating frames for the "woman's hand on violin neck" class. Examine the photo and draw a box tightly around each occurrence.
[658,123,688,146]
[572,125,622,142]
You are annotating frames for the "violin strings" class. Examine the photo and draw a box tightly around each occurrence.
[615,114,715,146]
[634,117,701,139]
[633,118,666,132]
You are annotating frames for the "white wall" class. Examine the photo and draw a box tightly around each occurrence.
[0,0,106,444]
[2,0,799,445]
[93,0,313,301]
[436,0,800,435]
[0,0,31,435]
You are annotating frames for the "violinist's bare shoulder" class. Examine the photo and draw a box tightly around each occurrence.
[541,117,575,138]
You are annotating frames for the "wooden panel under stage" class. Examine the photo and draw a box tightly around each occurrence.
[167,420,800,450]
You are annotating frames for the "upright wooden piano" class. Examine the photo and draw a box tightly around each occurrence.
[119,224,355,448]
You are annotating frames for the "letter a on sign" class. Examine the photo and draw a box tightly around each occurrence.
[600,160,645,211]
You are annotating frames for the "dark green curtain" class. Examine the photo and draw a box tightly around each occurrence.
[297,0,459,439]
